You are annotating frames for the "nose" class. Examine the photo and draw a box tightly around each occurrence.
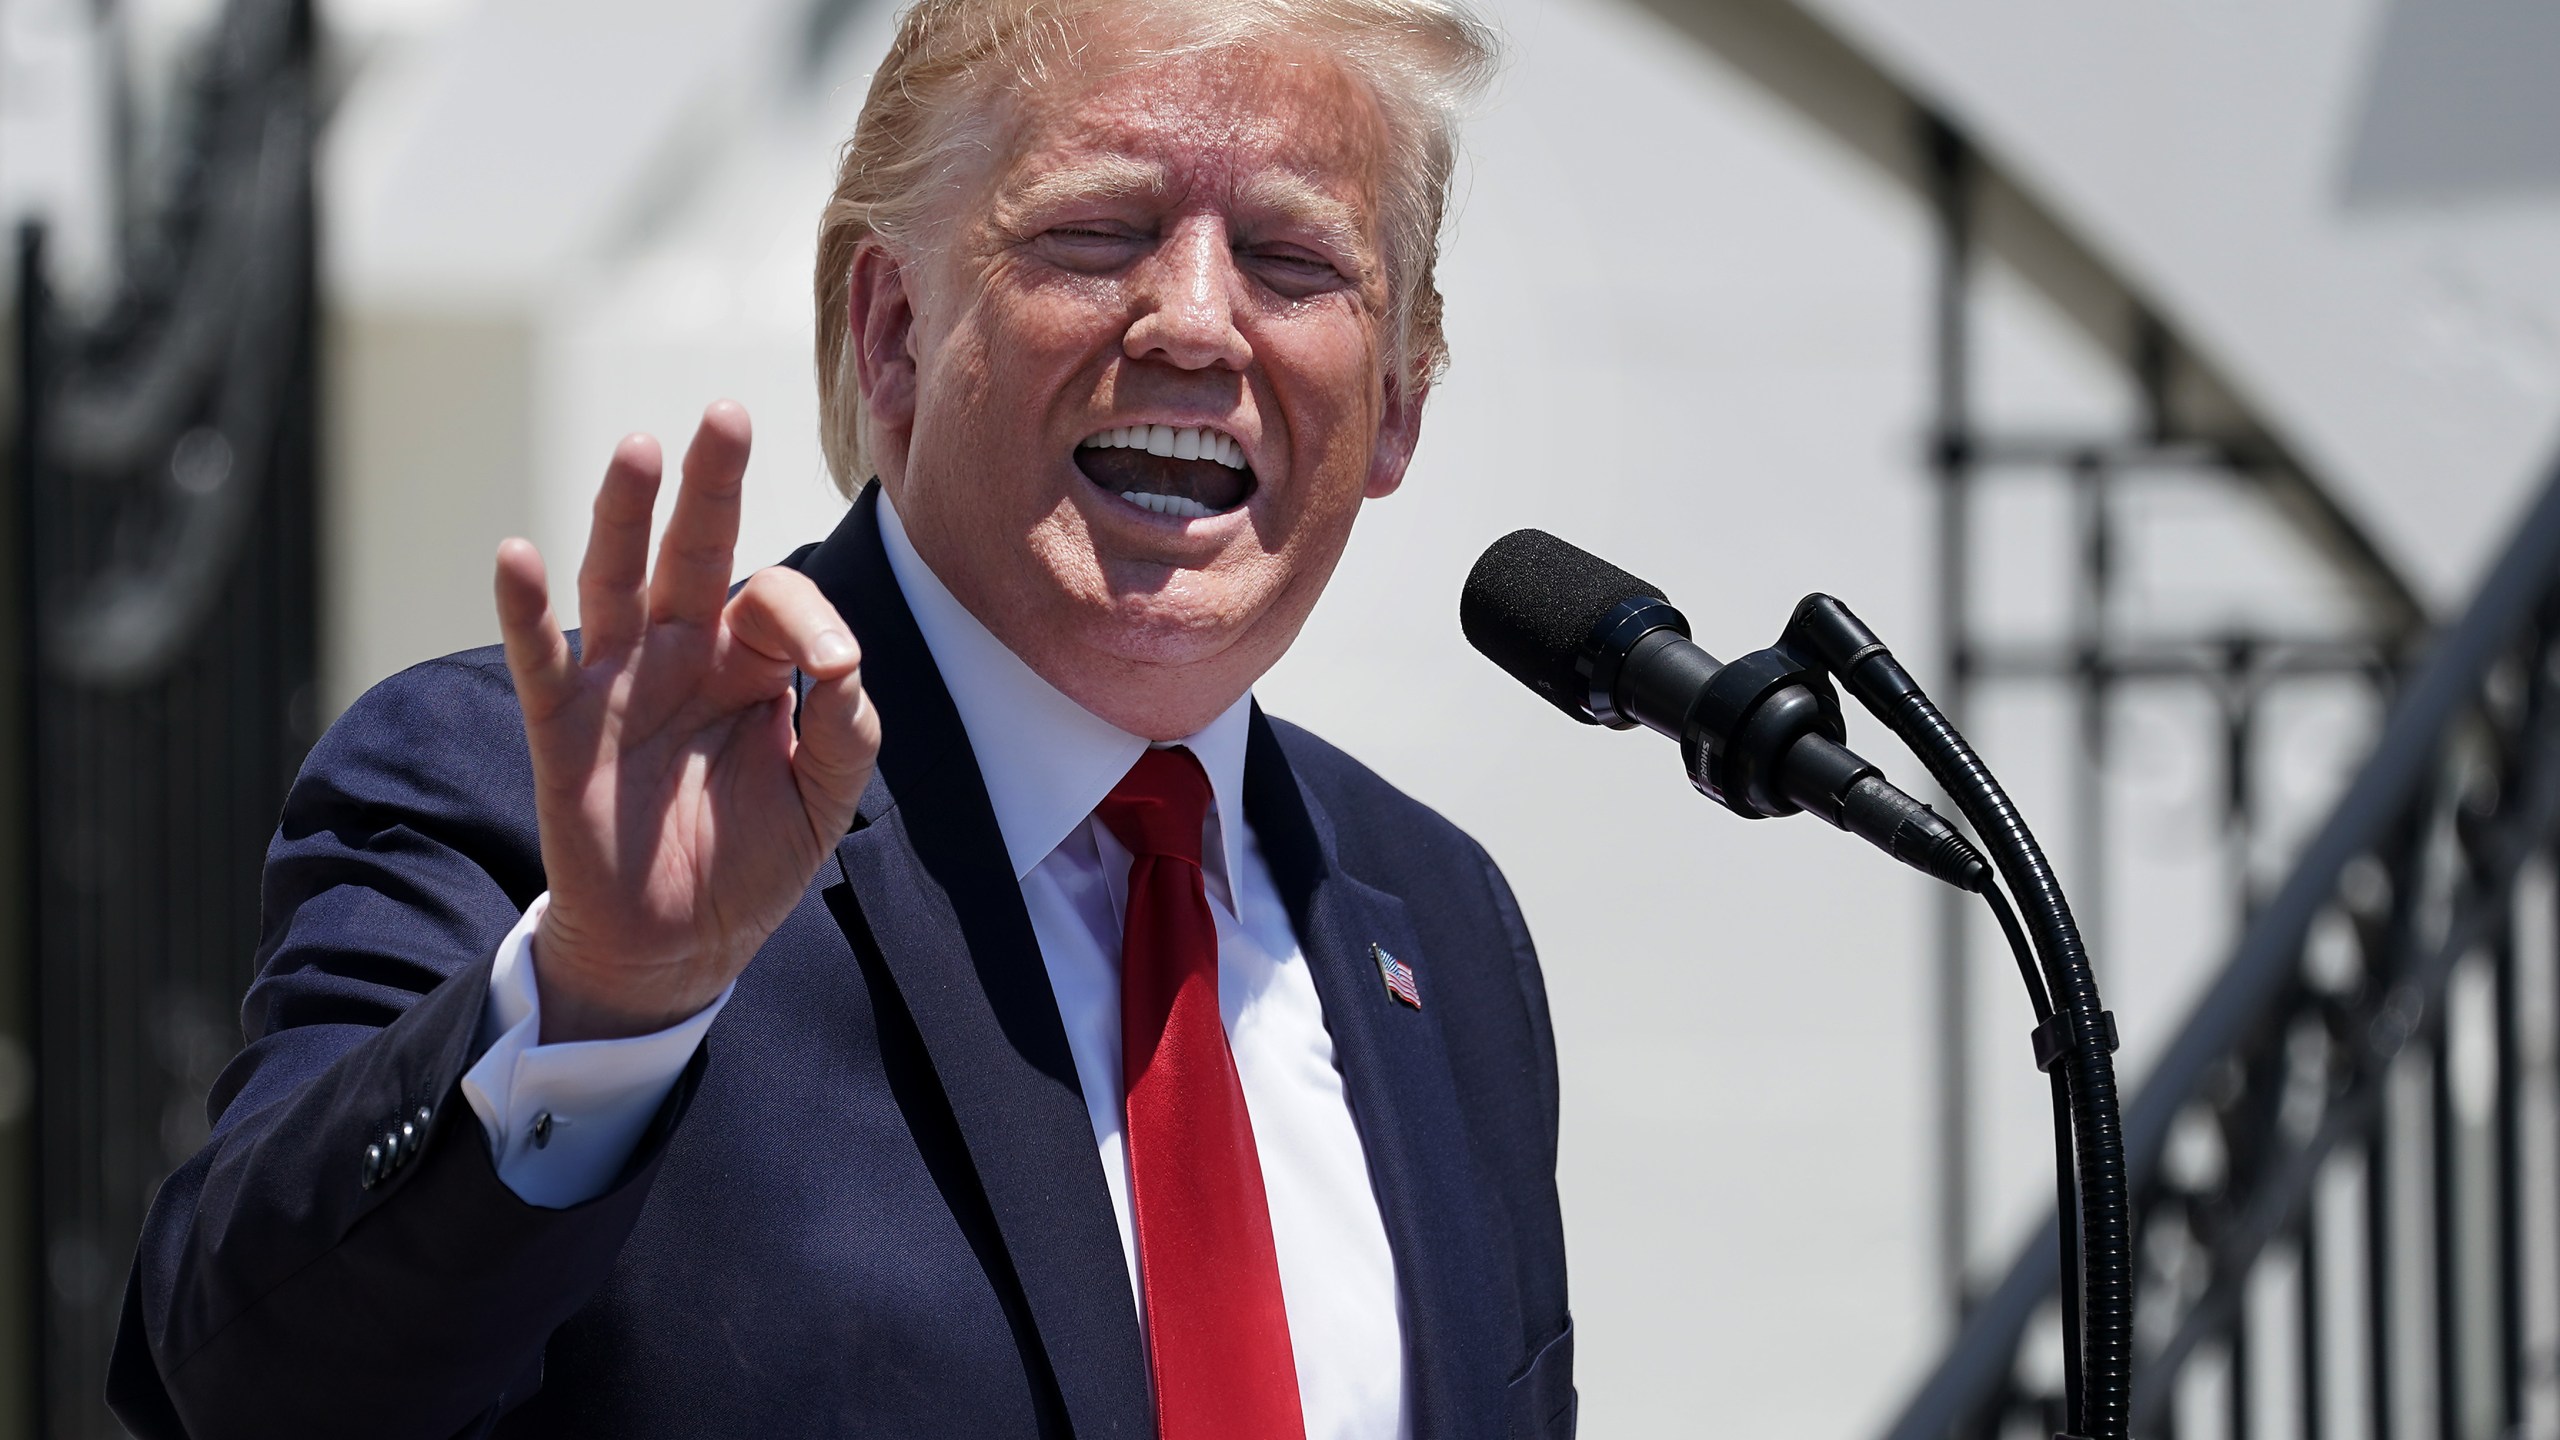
[1124,218,1251,373]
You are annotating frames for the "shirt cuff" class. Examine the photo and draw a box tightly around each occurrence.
[459,894,734,1209]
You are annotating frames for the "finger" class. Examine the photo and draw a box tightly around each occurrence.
[576,433,664,658]
[722,566,859,679]
[494,538,576,717]
[793,667,881,841]
[649,400,753,627]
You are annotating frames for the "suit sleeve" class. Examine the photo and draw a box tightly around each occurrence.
[107,655,704,1440]
[462,893,733,1208]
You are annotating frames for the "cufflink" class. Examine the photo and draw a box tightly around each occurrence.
[531,1110,553,1150]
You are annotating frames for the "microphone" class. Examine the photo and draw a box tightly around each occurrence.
[1461,529,1988,891]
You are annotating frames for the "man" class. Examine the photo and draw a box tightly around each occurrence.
[110,0,1572,1434]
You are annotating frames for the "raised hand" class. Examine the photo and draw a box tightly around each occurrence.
[492,401,880,1043]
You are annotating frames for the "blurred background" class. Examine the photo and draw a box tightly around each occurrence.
[6,0,2560,1435]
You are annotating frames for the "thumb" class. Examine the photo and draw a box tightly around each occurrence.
[793,667,881,841]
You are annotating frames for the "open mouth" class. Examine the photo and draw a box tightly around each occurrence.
[1074,425,1256,520]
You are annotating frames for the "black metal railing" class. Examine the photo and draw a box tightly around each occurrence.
[9,0,317,1434]
[1887,449,2560,1438]
[1917,117,2428,1339]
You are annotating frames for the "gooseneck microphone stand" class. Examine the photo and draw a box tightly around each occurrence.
[1461,525,2130,1437]
[1778,595,2128,1440]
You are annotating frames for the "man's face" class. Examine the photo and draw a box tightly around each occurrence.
[851,35,1424,739]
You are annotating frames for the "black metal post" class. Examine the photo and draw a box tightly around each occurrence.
[2430,1035,2460,1440]
[14,221,51,1440]
[2072,453,2110,982]
[2493,923,2524,1432]
[2224,642,2261,920]
[2367,1122,2395,1440]
[2228,1321,2252,1440]
[2298,1212,2323,1440]
[1925,109,1977,1329]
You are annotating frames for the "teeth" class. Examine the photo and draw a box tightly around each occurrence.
[1116,489,1215,520]
[1078,424,1249,472]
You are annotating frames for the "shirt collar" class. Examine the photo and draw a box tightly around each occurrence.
[876,491,1254,896]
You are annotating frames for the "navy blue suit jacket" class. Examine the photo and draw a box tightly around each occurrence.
[109,487,1573,1439]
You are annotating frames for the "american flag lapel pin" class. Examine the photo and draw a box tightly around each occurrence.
[1371,943,1421,1010]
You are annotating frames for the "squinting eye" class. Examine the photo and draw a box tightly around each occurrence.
[1039,224,1146,252]
[1046,235,1119,254]
[1245,249,1344,286]
[1036,225,1148,272]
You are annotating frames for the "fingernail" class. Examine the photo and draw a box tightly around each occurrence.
[813,631,855,667]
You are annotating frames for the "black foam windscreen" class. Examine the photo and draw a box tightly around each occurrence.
[1461,528,1668,722]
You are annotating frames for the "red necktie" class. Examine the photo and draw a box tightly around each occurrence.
[1096,747,1307,1440]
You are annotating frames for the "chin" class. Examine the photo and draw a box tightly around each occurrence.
[1067,571,1263,661]
[1080,606,1245,668]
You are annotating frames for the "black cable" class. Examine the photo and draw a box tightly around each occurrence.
[1982,879,2050,1023]
[2049,1070,2082,1435]
[1980,882,2083,1435]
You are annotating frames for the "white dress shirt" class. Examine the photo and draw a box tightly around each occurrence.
[458,495,1409,1438]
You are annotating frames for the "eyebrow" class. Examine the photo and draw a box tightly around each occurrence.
[1235,170,1370,261]
[995,156,1373,262]
[998,155,1171,217]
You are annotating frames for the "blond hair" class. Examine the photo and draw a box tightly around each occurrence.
[811,0,1500,493]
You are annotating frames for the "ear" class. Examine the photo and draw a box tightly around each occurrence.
[1363,371,1430,500]
[849,241,921,439]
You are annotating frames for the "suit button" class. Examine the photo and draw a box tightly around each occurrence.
[398,1120,418,1160]
[531,1111,553,1150]
[360,1142,385,1189]
[414,1104,434,1132]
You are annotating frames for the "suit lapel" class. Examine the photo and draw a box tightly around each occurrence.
[1244,711,1512,1440]
[793,487,1152,1438]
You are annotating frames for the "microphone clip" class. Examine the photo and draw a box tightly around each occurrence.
[1681,641,1854,823]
